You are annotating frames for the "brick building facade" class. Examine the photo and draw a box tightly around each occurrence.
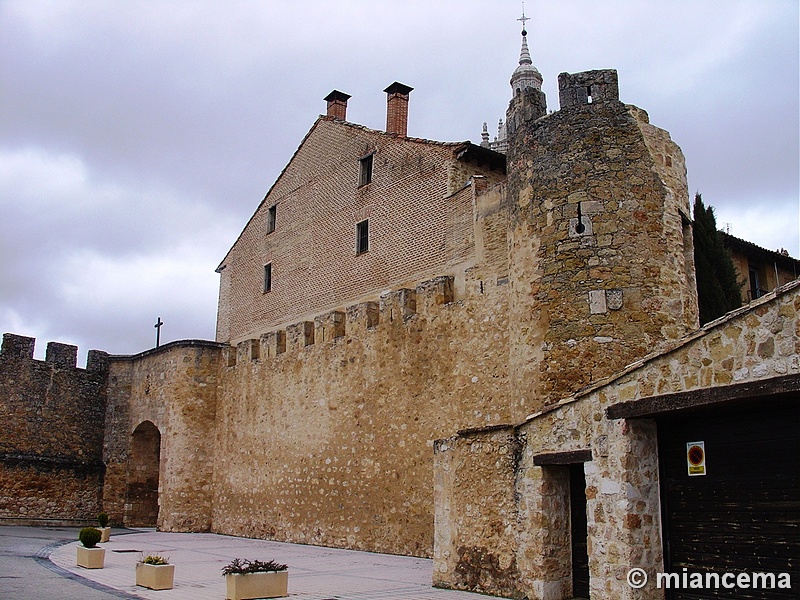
[215,90,505,346]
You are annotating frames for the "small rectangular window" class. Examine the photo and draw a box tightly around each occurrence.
[266,205,276,234]
[359,154,373,187]
[263,263,272,293]
[749,266,767,300]
[356,220,369,255]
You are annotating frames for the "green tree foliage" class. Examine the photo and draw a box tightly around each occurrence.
[693,193,742,324]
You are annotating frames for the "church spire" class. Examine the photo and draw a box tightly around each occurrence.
[510,3,542,95]
[477,4,545,153]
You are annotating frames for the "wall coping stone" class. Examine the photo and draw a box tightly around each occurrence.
[108,339,227,362]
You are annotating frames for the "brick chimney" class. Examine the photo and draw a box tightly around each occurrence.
[384,82,413,136]
[324,90,351,120]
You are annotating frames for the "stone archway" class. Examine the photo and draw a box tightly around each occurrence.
[126,420,161,527]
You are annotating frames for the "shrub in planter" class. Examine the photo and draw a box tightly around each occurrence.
[222,558,288,599]
[79,527,102,548]
[136,554,174,590]
[77,528,105,569]
[97,513,111,542]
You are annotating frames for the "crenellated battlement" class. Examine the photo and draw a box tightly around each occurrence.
[1,333,109,373]
[1,333,35,359]
[225,275,457,367]
[557,69,620,108]
[0,334,109,526]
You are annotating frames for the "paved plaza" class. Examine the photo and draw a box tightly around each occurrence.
[33,527,499,599]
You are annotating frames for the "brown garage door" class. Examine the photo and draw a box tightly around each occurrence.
[658,399,799,599]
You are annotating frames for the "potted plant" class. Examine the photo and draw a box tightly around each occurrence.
[76,527,105,569]
[136,553,175,590]
[97,512,111,543]
[222,558,288,599]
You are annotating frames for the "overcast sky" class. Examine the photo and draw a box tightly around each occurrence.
[1,0,798,363]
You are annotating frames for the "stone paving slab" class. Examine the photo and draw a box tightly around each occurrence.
[49,531,499,599]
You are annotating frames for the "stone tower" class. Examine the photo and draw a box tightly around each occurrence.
[504,62,699,413]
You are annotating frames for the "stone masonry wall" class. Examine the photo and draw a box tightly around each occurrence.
[0,333,109,524]
[212,273,512,557]
[433,280,799,599]
[434,426,524,598]
[103,341,224,530]
[505,72,697,416]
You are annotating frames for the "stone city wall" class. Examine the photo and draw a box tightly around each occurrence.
[434,426,524,598]
[0,333,108,524]
[103,340,224,530]
[212,272,513,557]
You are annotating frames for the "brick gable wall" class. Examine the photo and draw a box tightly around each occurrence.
[216,118,504,345]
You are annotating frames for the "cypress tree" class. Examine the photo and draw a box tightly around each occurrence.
[693,193,742,325]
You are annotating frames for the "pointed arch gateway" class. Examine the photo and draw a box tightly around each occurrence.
[125,420,161,527]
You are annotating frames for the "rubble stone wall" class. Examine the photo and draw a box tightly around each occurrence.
[103,340,224,530]
[505,72,697,415]
[0,333,108,524]
[212,273,512,557]
[433,281,799,599]
[433,426,523,597]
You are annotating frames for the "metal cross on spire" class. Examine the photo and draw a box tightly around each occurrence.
[518,2,530,34]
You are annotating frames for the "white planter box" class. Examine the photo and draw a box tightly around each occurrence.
[99,527,111,543]
[136,563,175,590]
[225,571,288,599]
[76,546,105,569]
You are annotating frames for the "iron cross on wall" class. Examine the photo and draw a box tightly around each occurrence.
[154,317,163,348]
